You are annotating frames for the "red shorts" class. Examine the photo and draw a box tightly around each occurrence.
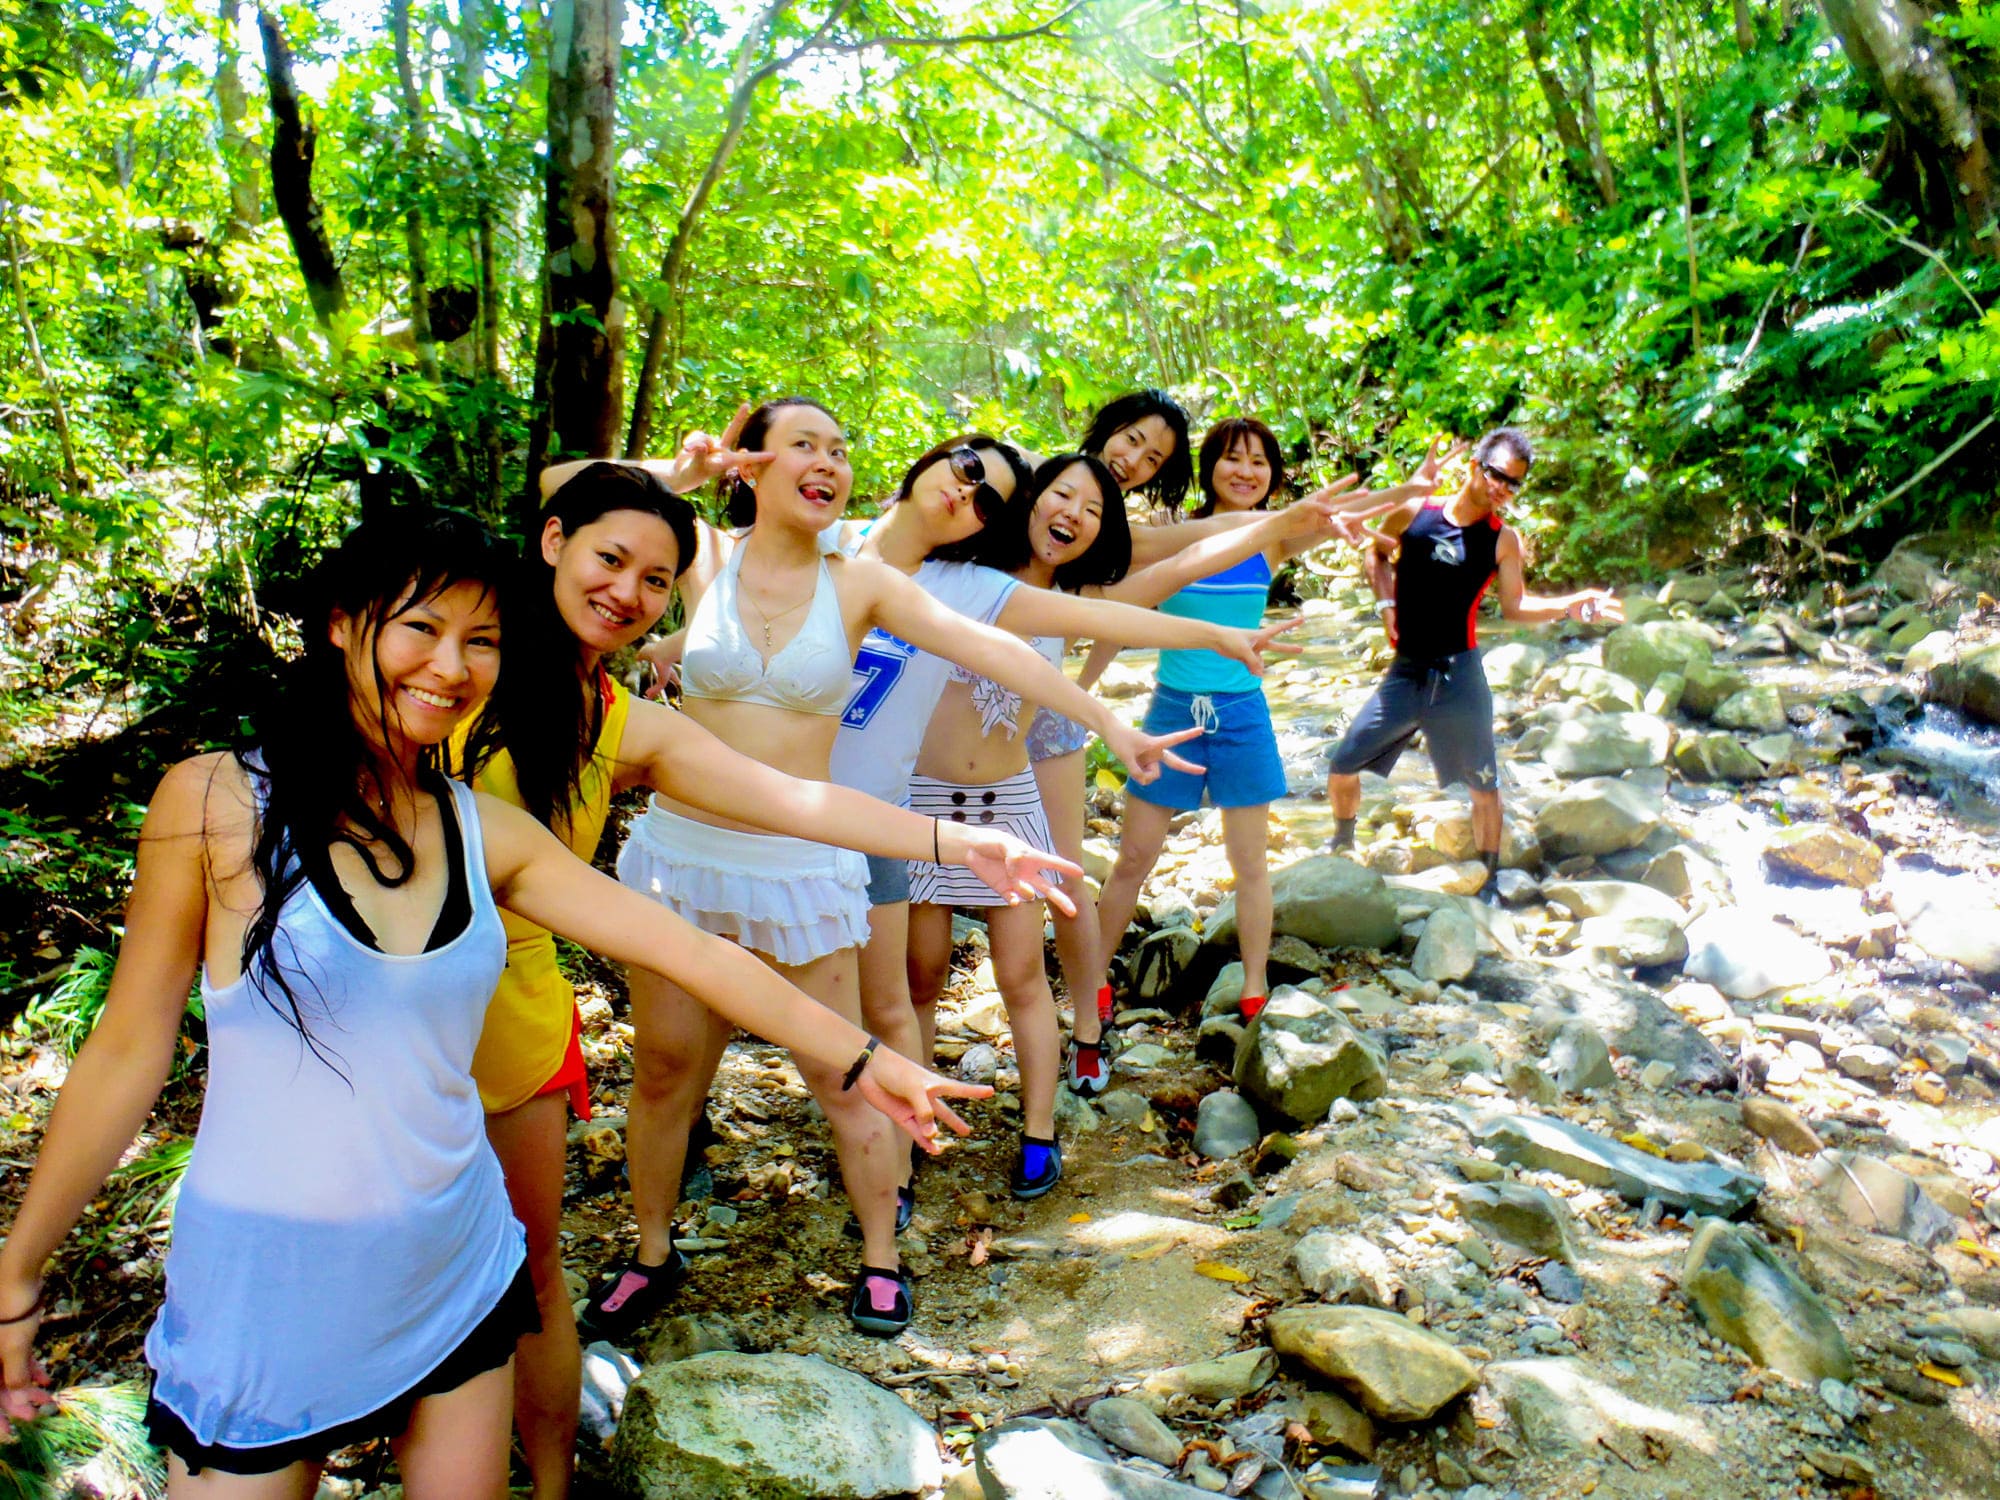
[533,1005,591,1121]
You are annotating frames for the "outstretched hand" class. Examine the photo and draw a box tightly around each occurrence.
[1412,435,1470,492]
[0,1305,55,1441]
[637,636,683,700]
[1567,589,1625,624]
[1107,722,1203,783]
[1220,617,1304,675]
[670,402,775,493]
[956,827,1083,916]
[856,1046,991,1155]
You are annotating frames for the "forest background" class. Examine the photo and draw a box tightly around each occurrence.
[0,0,1997,983]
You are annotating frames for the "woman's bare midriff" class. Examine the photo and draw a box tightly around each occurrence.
[653,698,843,831]
[913,678,1036,785]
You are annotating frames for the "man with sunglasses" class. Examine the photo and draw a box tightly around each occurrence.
[1324,427,1622,902]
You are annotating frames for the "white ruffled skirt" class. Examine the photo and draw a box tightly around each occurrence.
[616,800,871,967]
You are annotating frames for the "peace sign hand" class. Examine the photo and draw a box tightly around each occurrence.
[668,402,775,494]
[1412,436,1470,492]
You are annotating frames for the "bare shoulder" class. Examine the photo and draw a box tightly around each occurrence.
[151,752,249,830]
[1496,524,1524,560]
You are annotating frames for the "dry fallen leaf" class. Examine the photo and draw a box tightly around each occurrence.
[1917,1363,1965,1387]
[1195,1260,1252,1283]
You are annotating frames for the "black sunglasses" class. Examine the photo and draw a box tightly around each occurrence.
[947,446,1007,523]
[1479,460,1527,493]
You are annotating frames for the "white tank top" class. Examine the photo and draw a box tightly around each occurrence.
[145,775,523,1449]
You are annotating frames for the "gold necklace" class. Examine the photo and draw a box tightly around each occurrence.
[740,573,814,651]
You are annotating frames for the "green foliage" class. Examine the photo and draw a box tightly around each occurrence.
[0,1380,162,1500]
[14,941,205,1079]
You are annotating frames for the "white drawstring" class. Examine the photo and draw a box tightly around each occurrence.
[1189,694,1219,733]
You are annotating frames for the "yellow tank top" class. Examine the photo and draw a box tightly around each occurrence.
[453,676,631,1114]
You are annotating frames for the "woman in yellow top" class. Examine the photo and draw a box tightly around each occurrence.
[452,459,1077,1500]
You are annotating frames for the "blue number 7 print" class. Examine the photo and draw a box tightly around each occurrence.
[841,639,909,729]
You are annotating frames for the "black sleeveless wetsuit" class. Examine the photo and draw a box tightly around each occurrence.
[1326,501,1503,792]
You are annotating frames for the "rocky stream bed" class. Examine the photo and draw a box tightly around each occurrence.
[10,538,2000,1500]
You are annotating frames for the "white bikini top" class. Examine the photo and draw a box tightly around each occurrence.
[682,537,853,717]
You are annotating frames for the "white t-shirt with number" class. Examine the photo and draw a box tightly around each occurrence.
[829,558,1020,805]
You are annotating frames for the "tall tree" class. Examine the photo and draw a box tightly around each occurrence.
[1523,0,1618,207]
[390,0,440,382]
[535,0,624,474]
[257,6,346,323]
[1818,0,1999,258]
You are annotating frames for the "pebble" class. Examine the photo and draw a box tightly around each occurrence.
[1534,1262,1585,1304]
[1819,1378,1862,1422]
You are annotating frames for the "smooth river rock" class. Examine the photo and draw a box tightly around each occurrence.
[1265,1306,1481,1422]
[975,1418,1203,1500]
[1234,990,1388,1124]
[1475,1113,1763,1216]
[612,1352,943,1500]
[1485,1358,1690,1456]
[1469,957,1735,1090]
[1682,1220,1854,1384]
[1542,712,1673,776]
[1411,903,1480,982]
[1682,909,1832,999]
[1534,777,1663,859]
[1454,1183,1577,1263]
[1762,824,1883,889]
[1207,855,1402,953]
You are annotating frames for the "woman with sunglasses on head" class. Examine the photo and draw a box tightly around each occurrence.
[902,452,1374,1192]
[453,458,1085,1497]
[0,510,984,1497]
[558,398,1228,1339]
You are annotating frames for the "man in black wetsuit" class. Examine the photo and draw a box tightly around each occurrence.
[1324,427,1623,900]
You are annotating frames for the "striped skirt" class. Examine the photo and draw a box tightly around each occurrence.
[904,767,1054,908]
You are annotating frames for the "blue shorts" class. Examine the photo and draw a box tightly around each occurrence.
[1128,685,1288,812]
[1325,650,1499,792]
[864,851,911,906]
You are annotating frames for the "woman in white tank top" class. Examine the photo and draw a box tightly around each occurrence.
[0,511,985,1494]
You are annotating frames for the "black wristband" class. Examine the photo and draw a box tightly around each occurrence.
[841,1035,881,1092]
[0,1289,44,1326]
[932,818,941,866]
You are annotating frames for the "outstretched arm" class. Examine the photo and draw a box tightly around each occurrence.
[615,699,1078,910]
[0,757,217,1433]
[1101,492,1363,608]
[1494,530,1623,624]
[540,402,773,501]
[861,563,1201,783]
[480,793,991,1146]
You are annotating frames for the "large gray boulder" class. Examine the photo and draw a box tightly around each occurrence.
[1475,1114,1763,1216]
[1411,904,1480,982]
[1234,991,1387,1124]
[1672,731,1767,782]
[612,1352,942,1500]
[1602,621,1714,691]
[1469,957,1735,1090]
[1680,663,1751,720]
[1886,874,2000,981]
[1207,856,1401,952]
[1542,879,1686,926]
[1485,1358,1690,1456]
[1483,641,1550,691]
[1923,639,2000,727]
[1542,712,1673,776]
[1534,777,1663,859]
[1455,1184,1577,1263]
[1713,684,1789,734]
[1682,909,1832,999]
[1682,1220,1853,1384]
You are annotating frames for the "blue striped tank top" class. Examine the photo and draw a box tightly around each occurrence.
[1156,551,1273,694]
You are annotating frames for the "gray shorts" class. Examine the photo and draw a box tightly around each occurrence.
[865,852,911,907]
[1326,650,1499,793]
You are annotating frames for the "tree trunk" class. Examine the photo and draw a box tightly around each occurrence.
[216,0,259,235]
[1522,1,1600,205]
[448,0,504,512]
[1573,1,1619,206]
[1345,57,1433,220]
[1732,0,1758,54]
[1818,0,1999,257]
[538,0,625,466]
[1641,6,1671,141]
[389,0,439,382]
[1297,45,1417,262]
[628,0,790,456]
[256,7,346,324]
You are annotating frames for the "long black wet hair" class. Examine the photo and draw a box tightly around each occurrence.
[238,508,510,1067]
[971,452,1131,591]
[722,396,841,528]
[1079,389,1193,516]
[458,462,697,833]
[1190,417,1287,519]
[888,432,1034,564]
